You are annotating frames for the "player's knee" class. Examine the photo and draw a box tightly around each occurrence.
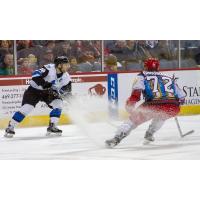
[20,104,35,115]
[50,99,63,110]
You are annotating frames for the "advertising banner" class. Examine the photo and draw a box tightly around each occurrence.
[0,74,107,128]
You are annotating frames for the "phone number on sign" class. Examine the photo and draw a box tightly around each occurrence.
[1,93,23,99]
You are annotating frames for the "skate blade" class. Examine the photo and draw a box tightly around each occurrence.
[143,139,153,145]
[105,141,117,148]
[46,132,62,137]
[4,134,14,138]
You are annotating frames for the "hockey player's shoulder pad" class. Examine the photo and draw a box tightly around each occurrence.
[132,73,145,90]
[32,66,51,87]
[138,71,145,77]
[32,66,49,78]
[44,63,55,70]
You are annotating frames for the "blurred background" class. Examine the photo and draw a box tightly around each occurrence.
[0,40,200,75]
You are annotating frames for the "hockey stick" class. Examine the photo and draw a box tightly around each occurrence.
[174,117,194,138]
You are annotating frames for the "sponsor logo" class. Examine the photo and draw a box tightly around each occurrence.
[108,74,118,105]
[108,74,118,118]
[183,86,200,105]
[88,84,106,96]
[71,77,82,83]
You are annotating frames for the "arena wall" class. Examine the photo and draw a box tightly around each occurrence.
[0,69,200,128]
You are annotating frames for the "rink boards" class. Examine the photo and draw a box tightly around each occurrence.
[0,69,200,128]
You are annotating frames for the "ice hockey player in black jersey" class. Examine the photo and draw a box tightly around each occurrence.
[4,56,72,138]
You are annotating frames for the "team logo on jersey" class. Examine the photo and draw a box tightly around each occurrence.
[39,68,46,73]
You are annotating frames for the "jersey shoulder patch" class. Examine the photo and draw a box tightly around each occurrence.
[39,67,47,73]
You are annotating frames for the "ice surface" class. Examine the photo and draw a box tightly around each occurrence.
[0,115,200,160]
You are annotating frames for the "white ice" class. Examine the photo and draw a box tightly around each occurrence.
[0,115,200,160]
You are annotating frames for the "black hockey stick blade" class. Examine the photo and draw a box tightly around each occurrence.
[174,117,194,138]
[181,130,195,137]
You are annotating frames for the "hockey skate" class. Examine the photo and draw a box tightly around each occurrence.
[143,131,155,145]
[46,123,62,136]
[105,132,128,148]
[105,137,120,148]
[4,123,15,138]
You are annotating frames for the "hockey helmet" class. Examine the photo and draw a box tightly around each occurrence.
[144,58,160,71]
[54,56,69,66]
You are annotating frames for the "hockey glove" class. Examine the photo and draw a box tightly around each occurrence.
[43,81,52,89]
[47,88,60,99]
[125,89,141,113]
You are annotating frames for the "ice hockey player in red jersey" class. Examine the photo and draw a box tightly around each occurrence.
[105,58,185,147]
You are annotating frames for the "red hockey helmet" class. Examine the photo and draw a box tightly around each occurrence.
[144,58,160,71]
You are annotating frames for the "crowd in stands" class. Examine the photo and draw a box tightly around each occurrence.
[104,40,176,71]
[104,40,200,72]
[1,40,200,75]
[0,40,14,75]
[17,40,102,75]
[0,40,102,75]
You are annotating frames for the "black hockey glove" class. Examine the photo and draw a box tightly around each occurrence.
[47,88,60,99]
[43,81,52,89]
